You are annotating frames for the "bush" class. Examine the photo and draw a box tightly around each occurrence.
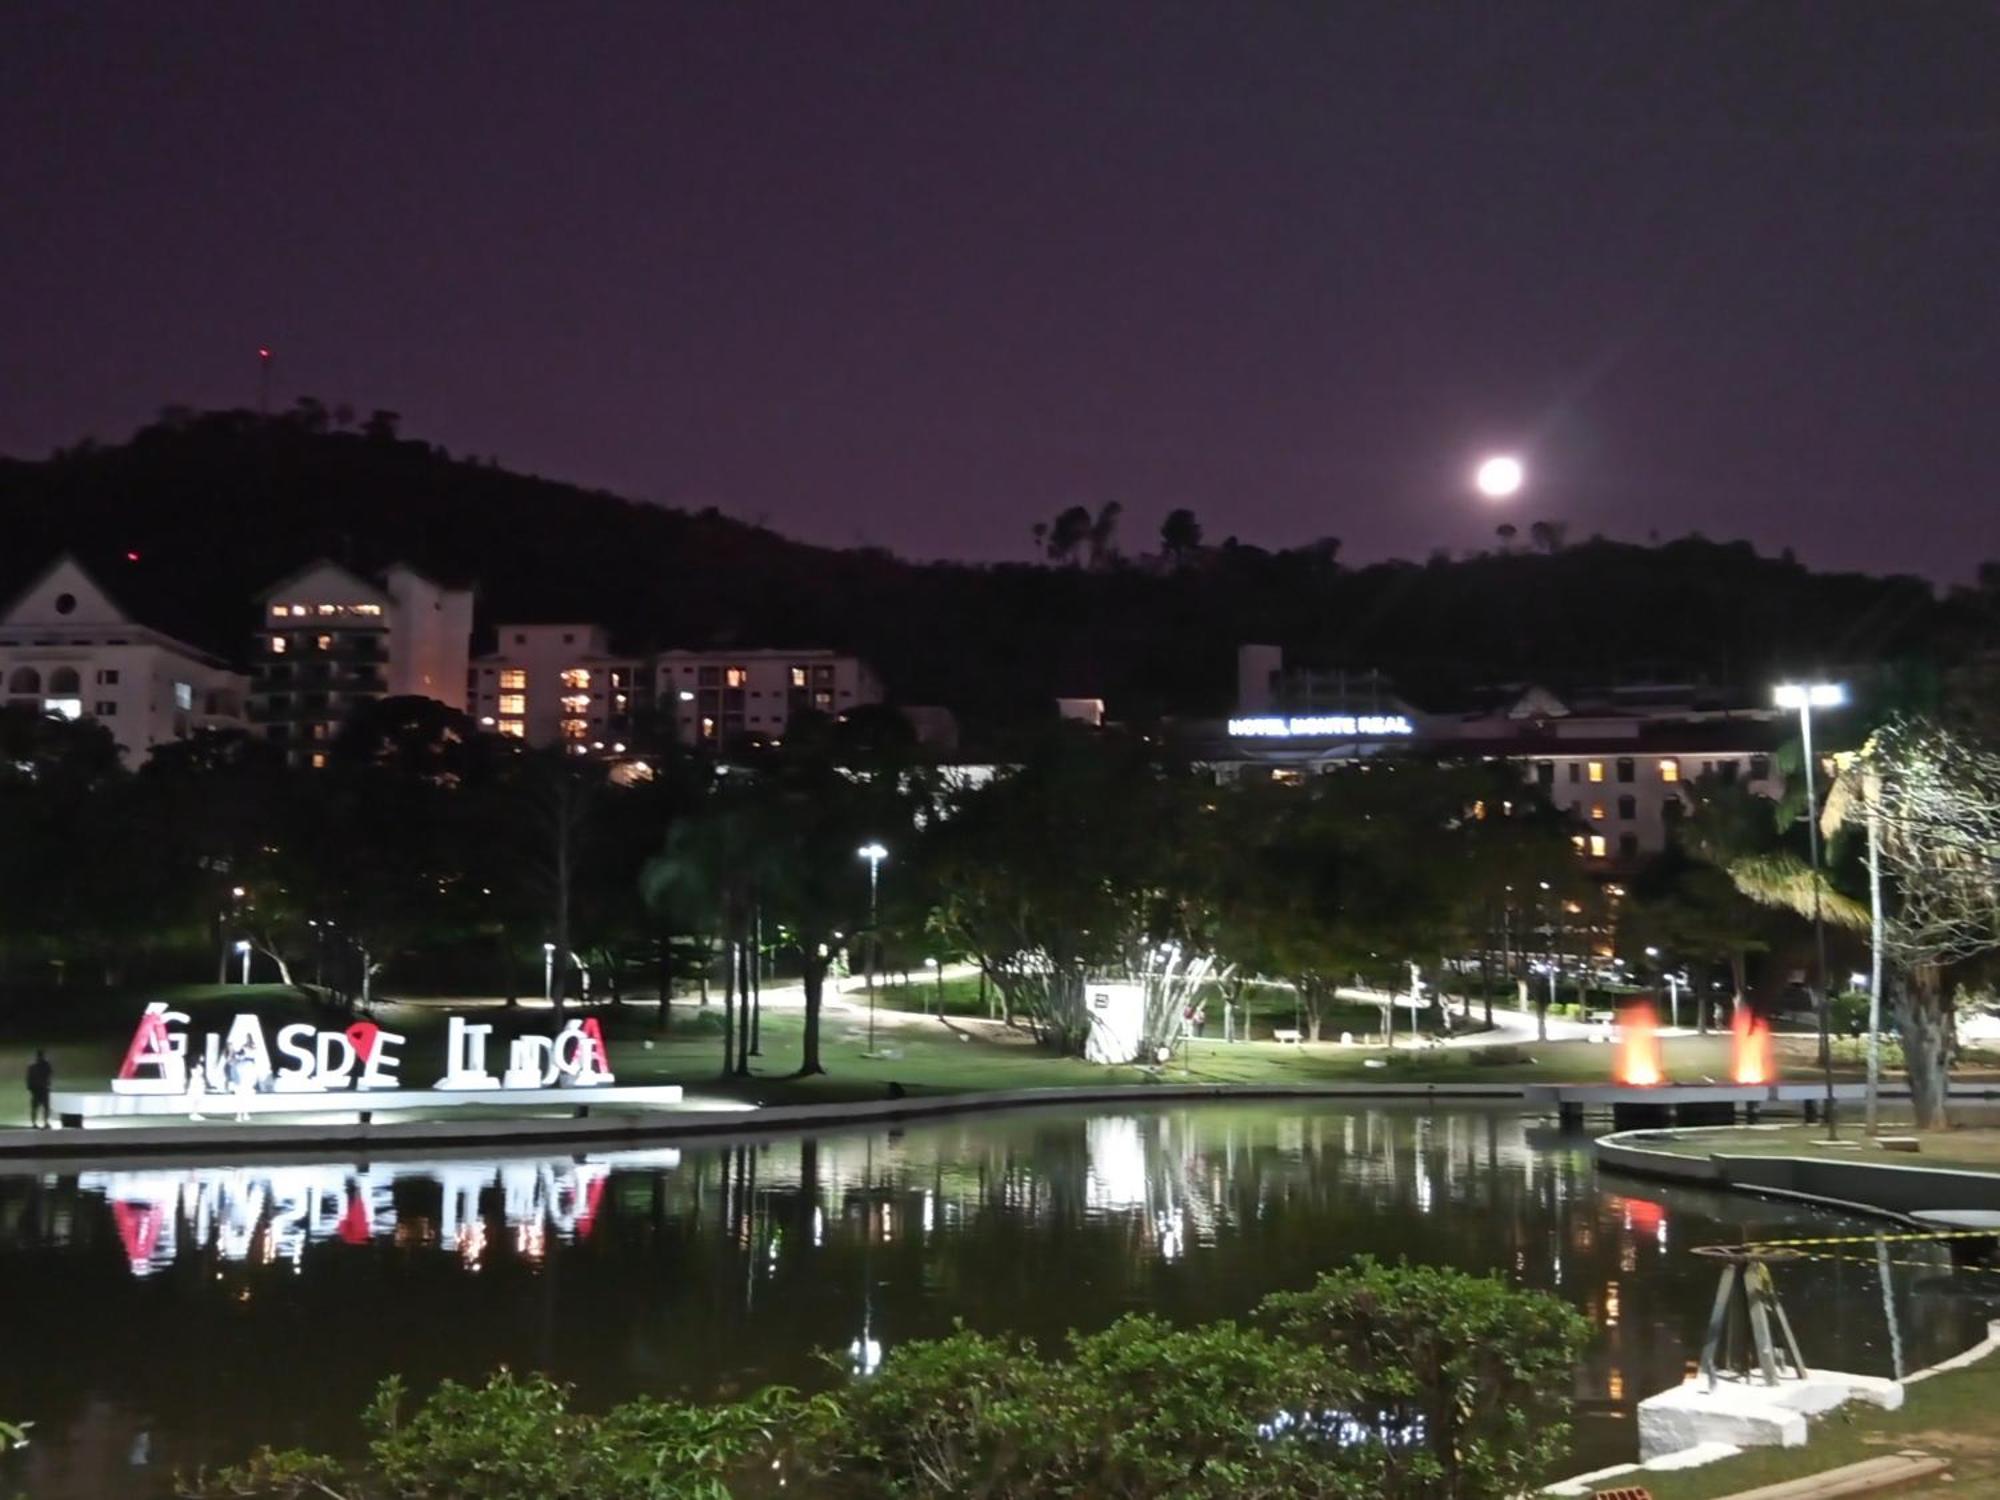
[1256,1258,1590,1500]
[180,1266,1587,1500]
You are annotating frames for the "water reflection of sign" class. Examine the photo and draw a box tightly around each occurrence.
[1226,714,1414,739]
[110,1003,613,1096]
[77,1155,646,1276]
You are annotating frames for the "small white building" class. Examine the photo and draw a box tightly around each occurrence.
[468,623,649,751]
[655,648,883,747]
[0,555,246,762]
[251,560,473,765]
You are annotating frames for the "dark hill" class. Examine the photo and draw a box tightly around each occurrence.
[1,409,1989,732]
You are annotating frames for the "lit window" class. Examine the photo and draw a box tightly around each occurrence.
[1589,835,1608,858]
[44,697,82,720]
[699,715,716,739]
[310,752,327,769]
[289,604,307,617]
[1590,804,1607,821]
[311,722,329,741]
[499,668,526,691]
[560,693,590,713]
[1587,761,1605,783]
[1471,800,1486,820]
[1660,759,1680,783]
[1572,834,1586,852]
[317,604,338,616]
[497,718,526,739]
[725,666,748,688]
[269,604,287,618]
[560,668,592,690]
[315,634,333,651]
[271,635,288,654]
[498,693,526,716]
[173,681,193,711]
[353,603,382,616]
[560,717,589,740]
[790,666,808,687]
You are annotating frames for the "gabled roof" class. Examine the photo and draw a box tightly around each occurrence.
[256,557,390,605]
[0,552,233,666]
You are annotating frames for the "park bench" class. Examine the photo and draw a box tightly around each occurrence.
[1271,1028,1303,1045]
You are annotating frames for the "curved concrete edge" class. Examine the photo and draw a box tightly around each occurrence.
[1595,1124,2000,1218]
[0,1079,1537,1165]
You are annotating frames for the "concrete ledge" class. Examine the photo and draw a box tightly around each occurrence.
[1595,1124,2000,1222]
[0,1079,1535,1165]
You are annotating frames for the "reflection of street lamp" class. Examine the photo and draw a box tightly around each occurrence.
[857,843,888,1054]
[1775,681,1846,1133]
[234,938,252,985]
[543,942,557,1005]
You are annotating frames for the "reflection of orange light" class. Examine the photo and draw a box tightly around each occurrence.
[1623,1197,1665,1236]
[1732,1007,1773,1084]
[1614,1000,1663,1086]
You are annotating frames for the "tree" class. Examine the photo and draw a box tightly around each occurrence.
[925,727,1200,1054]
[1494,522,1517,552]
[1159,507,1203,566]
[1043,505,1092,565]
[1527,519,1567,554]
[1828,720,2000,1128]
[1086,500,1123,569]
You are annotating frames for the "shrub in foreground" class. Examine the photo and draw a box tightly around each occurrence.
[179,1260,1587,1500]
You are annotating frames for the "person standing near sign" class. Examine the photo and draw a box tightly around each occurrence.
[26,1049,53,1128]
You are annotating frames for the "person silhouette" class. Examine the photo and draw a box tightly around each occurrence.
[26,1049,53,1129]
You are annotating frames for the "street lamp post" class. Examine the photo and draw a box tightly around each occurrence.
[234,939,252,986]
[543,941,557,1005]
[858,843,888,1055]
[1775,681,1846,1135]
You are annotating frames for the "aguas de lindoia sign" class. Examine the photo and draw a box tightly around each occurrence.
[114,1003,615,1094]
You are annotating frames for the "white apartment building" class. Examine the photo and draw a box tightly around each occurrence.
[468,623,648,750]
[656,648,883,746]
[252,560,473,765]
[1454,683,1784,863]
[0,555,247,761]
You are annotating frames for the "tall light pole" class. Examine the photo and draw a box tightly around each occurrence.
[234,939,252,986]
[1775,681,1846,1134]
[543,941,557,1005]
[858,843,888,1055]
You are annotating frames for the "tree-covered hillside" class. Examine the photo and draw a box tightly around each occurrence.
[1,408,1991,734]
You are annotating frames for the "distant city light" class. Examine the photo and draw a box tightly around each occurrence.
[1474,454,1524,499]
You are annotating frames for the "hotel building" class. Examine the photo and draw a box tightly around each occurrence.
[467,623,650,751]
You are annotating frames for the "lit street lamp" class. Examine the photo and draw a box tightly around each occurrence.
[543,941,557,1005]
[857,843,888,1055]
[234,938,252,986]
[1774,680,1846,1133]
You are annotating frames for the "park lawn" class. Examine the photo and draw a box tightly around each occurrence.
[1641,1354,2000,1500]
[0,991,1928,1124]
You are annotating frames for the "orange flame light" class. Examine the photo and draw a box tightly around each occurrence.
[1732,1007,1773,1085]
[1614,1000,1663,1087]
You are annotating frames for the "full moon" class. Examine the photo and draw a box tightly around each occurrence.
[1474,454,1524,499]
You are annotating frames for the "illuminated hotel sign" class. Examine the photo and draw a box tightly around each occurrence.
[1226,714,1415,739]
[112,1002,613,1095]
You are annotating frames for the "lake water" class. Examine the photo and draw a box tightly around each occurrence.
[3,1102,1995,1497]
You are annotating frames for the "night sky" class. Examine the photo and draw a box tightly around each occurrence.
[4,4,1996,579]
